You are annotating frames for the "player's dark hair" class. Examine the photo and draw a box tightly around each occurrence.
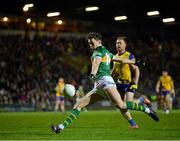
[162,69,168,72]
[116,36,127,43]
[86,32,102,41]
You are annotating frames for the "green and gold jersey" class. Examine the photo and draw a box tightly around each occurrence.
[91,45,114,79]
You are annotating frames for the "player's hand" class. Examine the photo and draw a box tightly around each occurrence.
[156,89,160,94]
[171,89,175,95]
[88,74,96,82]
[129,83,138,91]
[172,95,176,100]
[171,89,175,100]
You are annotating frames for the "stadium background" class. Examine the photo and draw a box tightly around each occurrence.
[0,0,180,140]
[0,0,180,111]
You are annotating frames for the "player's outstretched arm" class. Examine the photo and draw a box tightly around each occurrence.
[112,56,135,64]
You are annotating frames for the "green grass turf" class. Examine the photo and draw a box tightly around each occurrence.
[0,110,180,140]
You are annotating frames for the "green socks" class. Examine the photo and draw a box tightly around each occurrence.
[60,102,148,130]
[126,101,146,112]
[62,109,80,128]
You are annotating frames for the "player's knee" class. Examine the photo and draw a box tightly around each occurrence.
[116,105,128,112]
[73,102,80,109]
[73,100,83,110]
[116,102,126,110]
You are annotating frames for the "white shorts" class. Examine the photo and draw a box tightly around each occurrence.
[90,76,116,96]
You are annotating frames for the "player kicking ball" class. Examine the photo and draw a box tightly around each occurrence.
[51,32,159,134]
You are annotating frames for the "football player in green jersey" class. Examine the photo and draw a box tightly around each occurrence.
[51,32,159,134]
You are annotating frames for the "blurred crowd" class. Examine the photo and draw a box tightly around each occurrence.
[0,33,180,110]
[0,34,89,110]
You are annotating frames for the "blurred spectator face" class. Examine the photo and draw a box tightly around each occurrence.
[59,78,64,83]
[116,39,126,53]
[162,70,168,76]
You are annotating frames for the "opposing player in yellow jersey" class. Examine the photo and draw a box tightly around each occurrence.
[156,70,175,114]
[111,36,152,128]
[55,77,65,113]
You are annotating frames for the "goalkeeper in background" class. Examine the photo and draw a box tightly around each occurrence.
[111,36,151,129]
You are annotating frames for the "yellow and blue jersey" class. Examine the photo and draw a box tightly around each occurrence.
[159,75,173,91]
[113,51,136,93]
[113,51,135,84]
[56,82,65,97]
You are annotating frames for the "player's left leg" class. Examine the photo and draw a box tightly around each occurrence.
[51,91,103,134]
[60,101,65,113]
[161,91,171,113]
[165,94,172,114]
[168,94,173,110]
[116,83,139,128]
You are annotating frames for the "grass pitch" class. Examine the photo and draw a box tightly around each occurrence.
[0,110,180,140]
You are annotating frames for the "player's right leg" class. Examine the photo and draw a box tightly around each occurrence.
[159,95,164,109]
[162,95,168,113]
[54,98,60,112]
[60,101,65,113]
[59,96,65,113]
[116,84,139,129]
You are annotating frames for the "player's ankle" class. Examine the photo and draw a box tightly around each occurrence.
[58,124,64,130]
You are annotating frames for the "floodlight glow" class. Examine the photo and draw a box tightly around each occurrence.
[47,12,60,17]
[25,4,34,8]
[147,11,160,16]
[26,18,31,23]
[85,6,99,12]
[3,17,8,22]
[23,6,29,12]
[23,3,34,12]
[162,17,175,23]
[114,16,127,21]
[57,20,63,25]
